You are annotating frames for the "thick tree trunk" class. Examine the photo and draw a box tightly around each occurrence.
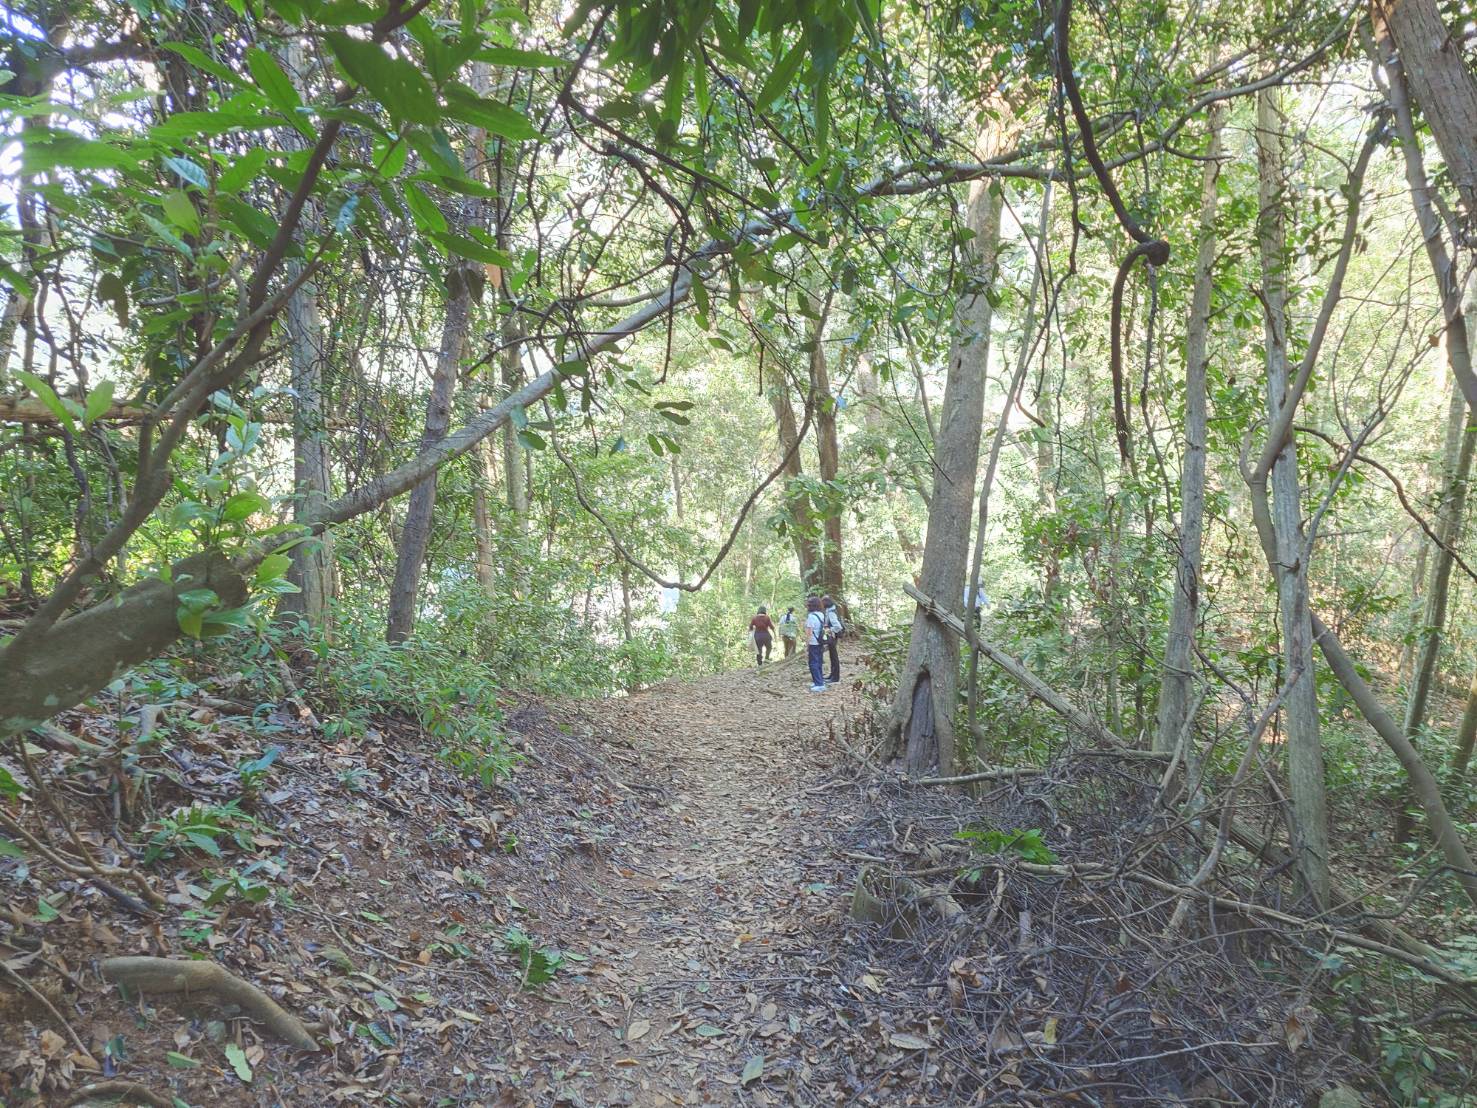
[891,170,1002,777]
[1153,105,1223,756]
[1256,89,1331,904]
[1372,0,1477,224]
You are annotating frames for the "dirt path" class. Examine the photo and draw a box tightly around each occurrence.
[538,652,866,1107]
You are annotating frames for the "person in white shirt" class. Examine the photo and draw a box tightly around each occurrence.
[777,607,799,657]
[804,597,828,692]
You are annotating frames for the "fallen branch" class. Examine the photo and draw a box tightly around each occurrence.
[100,956,317,1050]
[0,959,96,1063]
[909,767,1040,786]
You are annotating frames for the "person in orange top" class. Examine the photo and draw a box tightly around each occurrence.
[748,606,775,667]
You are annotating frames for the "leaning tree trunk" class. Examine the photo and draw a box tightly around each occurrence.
[1152,105,1223,756]
[890,167,1003,778]
[1371,0,1477,225]
[1255,88,1331,904]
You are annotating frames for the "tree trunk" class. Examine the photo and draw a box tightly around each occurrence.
[1256,88,1331,904]
[1372,0,1477,224]
[768,357,821,588]
[891,170,1002,778]
[274,41,335,632]
[1152,105,1223,756]
[807,294,844,601]
[385,66,491,643]
[472,431,499,597]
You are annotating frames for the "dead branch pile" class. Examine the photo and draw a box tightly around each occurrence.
[827,742,1393,1104]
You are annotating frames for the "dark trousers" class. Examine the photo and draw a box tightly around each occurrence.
[826,638,840,682]
[807,643,825,687]
[754,633,772,665]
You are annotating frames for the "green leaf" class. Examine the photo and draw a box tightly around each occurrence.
[161,42,242,87]
[219,197,278,250]
[740,1055,764,1086]
[442,87,539,140]
[402,181,448,234]
[433,232,513,266]
[0,835,24,859]
[246,48,303,118]
[474,46,566,68]
[224,1042,253,1082]
[184,831,223,857]
[255,553,293,585]
[21,130,134,173]
[16,371,75,433]
[326,33,439,127]
[695,1023,725,1037]
[0,766,22,800]
[366,1021,396,1047]
[163,155,209,189]
[166,1051,201,1068]
[162,190,201,235]
[222,491,269,522]
[314,0,386,24]
[757,40,806,108]
[218,148,269,195]
[83,380,116,427]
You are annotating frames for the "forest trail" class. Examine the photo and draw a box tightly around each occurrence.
[533,651,868,1107]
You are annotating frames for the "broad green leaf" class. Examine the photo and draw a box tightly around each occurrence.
[433,231,513,266]
[21,131,134,173]
[255,553,292,584]
[0,766,22,799]
[161,42,242,87]
[314,0,386,24]
[740,1055,764,1086]
[163,155,209,189]
[474,46,566,68]
[222,490,269,522]
[326,33,438,127]
[403,182,448,234]
[162,190,201,235]
[16,371,75,433]
[83,380,116,427]
[150,110,278,143]
[757,40,806,108]
[246,48,303,117]
[96,273,129,327]
[219,148,270,194]
[443,87,539,140]
[0,835,24,859]
[219,197,279,250]
[224,1042,252,1082]
[166,1051,201,1068]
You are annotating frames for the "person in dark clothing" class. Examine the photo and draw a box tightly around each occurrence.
[749,606,775,666]
[821,595,843,683]
[804,596,827,691]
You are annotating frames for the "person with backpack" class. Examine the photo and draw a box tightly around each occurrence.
[777,606,799,657]
[804,596,828,692]
[821,595,844,684]
[748,606,775,666]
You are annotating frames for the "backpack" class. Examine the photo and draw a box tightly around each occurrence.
[808,611,828,646]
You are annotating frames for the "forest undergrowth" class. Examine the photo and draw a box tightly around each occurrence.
[2,622,1473,1106]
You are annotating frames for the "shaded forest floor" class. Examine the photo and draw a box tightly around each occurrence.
[1,640,1439,1106]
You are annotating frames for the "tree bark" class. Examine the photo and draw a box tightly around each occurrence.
[472,431,499,597]
[891,169,1002,778]
[1371,0,1477,224]
[1153,105,1223,756]
[768,355,821,588]
[807,296,844,601]
[1255,88,1331,904]
[275,41,335,632]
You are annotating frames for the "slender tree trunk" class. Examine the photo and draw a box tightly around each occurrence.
[1153,105,1223,756]
[274,40,335,631]
[891,167,1003,778]
[386,71,490,642]
[768,358,821,588]
[1256,88,1331,904]
[807,294,844,601]
[472,432,498,597]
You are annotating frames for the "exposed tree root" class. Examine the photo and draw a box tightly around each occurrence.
[100,956,318,1050]
[65,1080,175,1107]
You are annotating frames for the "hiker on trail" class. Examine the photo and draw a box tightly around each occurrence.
[821,595,844,684]
[749,606,775,666]
[804,596,828,692]
[778,606,799,657]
